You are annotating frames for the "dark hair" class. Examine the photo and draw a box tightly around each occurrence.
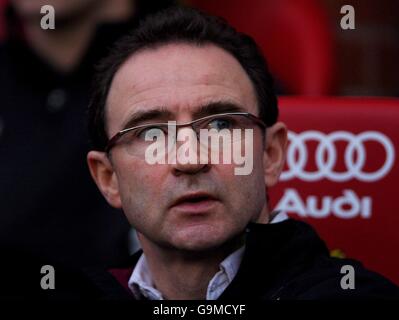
[88,6,278,151]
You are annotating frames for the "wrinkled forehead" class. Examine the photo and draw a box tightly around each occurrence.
[105,43,258,136]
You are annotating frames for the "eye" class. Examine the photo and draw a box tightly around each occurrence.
[207,117,234,131]
[136,126,167,141]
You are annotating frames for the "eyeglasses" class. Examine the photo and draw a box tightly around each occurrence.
[105,112,266,158]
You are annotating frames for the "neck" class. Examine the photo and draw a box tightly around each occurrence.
[139,234,245,300]
[255,204,271,224]
[22,14,97,73]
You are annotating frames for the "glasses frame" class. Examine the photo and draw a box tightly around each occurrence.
[105,112,266,154]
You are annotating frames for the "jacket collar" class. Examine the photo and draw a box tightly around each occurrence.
[218,219,329,300]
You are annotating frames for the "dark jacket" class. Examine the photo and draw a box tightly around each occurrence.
[87,219,399,300]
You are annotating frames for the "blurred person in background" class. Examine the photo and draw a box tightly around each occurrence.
[0,0,175,269]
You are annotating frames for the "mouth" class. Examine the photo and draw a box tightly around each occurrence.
[169,192,219,214]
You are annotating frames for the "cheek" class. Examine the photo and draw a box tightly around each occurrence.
[224,167,265,208]
[217,143,266,220]
[115,159,166,226]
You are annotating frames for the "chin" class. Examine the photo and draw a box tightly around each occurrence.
[171,225,234,252]
[174,241,225,253]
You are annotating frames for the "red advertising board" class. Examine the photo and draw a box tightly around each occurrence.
[270,96,399,285]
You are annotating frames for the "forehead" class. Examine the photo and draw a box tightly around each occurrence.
[106,43,258,135]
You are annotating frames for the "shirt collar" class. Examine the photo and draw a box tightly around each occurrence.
[128,246,245,300]
[128,253,163,300]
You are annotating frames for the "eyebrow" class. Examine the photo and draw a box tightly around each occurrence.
[192,101,246,119]
[121,101,247,130]
[121,107,173,130]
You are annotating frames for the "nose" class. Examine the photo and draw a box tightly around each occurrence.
[171,127,210,176]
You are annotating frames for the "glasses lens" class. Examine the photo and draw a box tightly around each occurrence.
[122,124,173,158]
[198,114,255,146]
[118,114,258,160]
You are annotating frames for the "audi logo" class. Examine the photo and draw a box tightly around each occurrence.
[280,131,395,182]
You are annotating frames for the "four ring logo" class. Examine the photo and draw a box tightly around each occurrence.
[281,131,395,182]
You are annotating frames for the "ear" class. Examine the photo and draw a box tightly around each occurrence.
[263,122,288,187]
[87,151,122,208]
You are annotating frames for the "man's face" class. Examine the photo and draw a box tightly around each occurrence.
[99,43,274,252]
